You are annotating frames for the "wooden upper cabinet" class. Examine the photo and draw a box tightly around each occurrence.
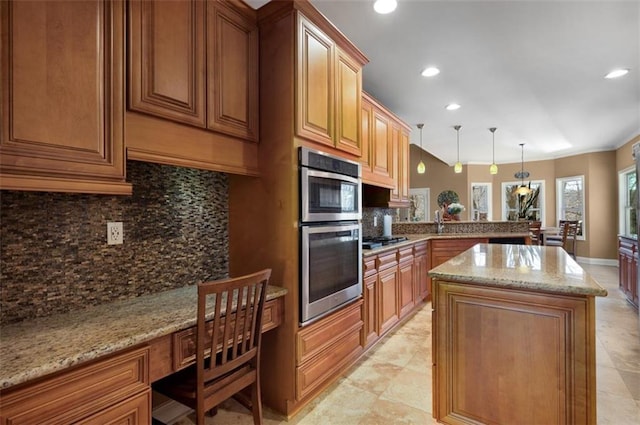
[400,128,410,201]
[128,0,206,127]
[207,1,258,141]
[128,0,258,141]
[335,48,362,156]
[0,0,130,194]
[296,15,334,147]
[372,108,393,183]
[295,13,363,156]
[360,97,373,174]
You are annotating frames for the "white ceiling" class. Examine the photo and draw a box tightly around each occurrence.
[248,0,640,165]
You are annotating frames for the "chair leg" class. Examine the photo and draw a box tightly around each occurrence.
[251,381,263,425]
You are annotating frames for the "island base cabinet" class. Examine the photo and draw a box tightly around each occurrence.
[433,280,596,425]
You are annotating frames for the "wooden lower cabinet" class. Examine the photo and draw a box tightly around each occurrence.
[413,241,430,301]
[618,236,639,308]
[398,247,415,318]
[363,256,379,347]
[0,347,150,425]
[377,251,400,335]
[295,299,364,400]
[431,238,487,268]
[433,280,597,424]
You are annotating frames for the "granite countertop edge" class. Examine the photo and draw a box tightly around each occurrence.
[428,270,608,297]
[363,232,530,257]
[0,284,287,390]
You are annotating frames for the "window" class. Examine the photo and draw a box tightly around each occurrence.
[397,188,430,222]
[501,180,544,223]
[619,167,637,238]
[470,183,492,221]
[556,175,585,239]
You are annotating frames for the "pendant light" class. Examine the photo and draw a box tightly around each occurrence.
[514,143,532,196]
[489,127,498,175]
[453,125,462,173]
[417,123,426,174]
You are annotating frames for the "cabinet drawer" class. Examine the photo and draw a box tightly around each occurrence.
[398,246,414,263]
[77,389,150,425]
[363,256,377,278]
[297,299,363,365]
[173,298,283,370]
[414,241,428,256]
[376,250,398,271]
[296,327,362,400]
[0,347,149,425]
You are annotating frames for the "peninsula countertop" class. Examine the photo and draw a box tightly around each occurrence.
[429,243,607,297]
[363,232,530,257]
[0,284,287,390]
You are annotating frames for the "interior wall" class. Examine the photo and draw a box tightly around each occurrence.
[616,134,639,172]
[0,161,229,324]
[410,144,469,220]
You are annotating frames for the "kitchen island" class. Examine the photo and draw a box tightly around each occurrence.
[429,243,607,425]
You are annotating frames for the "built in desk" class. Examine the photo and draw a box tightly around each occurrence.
[429,243,606,425]
[0,284,287,423]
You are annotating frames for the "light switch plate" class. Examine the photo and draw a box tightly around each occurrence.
[107,222,123,245]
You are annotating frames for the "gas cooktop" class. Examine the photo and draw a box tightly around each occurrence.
[362,236,409,249]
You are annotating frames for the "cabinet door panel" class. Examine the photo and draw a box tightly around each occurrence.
[400,129,410,200]
[207,2,258,141]
[379,268,399,335]
[296,16,333,146]
[372,109,392,180]
[0,0,127,187]
[359,98,373,172]
[128,0,205,127]
[335,49,361,155]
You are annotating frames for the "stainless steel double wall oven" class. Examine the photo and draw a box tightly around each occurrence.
[299,147,362,326]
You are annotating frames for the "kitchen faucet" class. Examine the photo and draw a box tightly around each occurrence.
[435,210,444,234]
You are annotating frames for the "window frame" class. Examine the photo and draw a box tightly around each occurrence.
[501,180,545,225]
[618,166,637,238]
[470,182,492,221]
[555,175,586,240]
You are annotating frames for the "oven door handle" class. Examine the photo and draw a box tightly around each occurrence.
[302,222,360,234]
[303,168,360,185]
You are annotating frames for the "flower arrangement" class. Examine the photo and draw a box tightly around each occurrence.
[447,202,465,215]
[437,190,459,207]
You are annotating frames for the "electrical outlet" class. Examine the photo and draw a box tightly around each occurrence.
[107,222,123,245]
[373,216,378,227]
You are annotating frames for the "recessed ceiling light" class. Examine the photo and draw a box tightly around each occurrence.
[421,67,440,77]
[373,0,397,14]
[445,103,461,111]
[605,68,630,79]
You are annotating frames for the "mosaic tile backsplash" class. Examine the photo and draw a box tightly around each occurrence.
[0,161,229,325]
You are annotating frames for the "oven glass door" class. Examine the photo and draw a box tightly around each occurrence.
[301,168,361,222]
[300,222,362,325]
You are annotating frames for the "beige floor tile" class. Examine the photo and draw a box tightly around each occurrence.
[597,391,640,425]
[356,398,435,425]
[379,367,431,413]
[618,369,640,401]
[598,365,637,397]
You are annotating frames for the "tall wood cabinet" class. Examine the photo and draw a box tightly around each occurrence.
[0,0,131,194]
[128,0,258,141]
[618,236,639,308]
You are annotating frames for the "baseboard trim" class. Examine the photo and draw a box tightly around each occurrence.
[576,256,618,266]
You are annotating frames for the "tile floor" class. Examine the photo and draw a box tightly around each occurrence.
[171,263,639,424]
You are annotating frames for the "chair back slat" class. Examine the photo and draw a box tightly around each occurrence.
[196,269,270,386]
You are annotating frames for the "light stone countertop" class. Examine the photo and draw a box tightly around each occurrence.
[429,243,607,297]
[0,284,287,390]
[362,232,530,257]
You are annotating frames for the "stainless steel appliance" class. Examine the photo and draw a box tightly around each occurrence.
[299,147,362,326]
[300,221,362,325]
[299,147,361,223]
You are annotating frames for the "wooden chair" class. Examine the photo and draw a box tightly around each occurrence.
[546,220,580,259]
[528,221,542,245]
[153,269,271,425]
